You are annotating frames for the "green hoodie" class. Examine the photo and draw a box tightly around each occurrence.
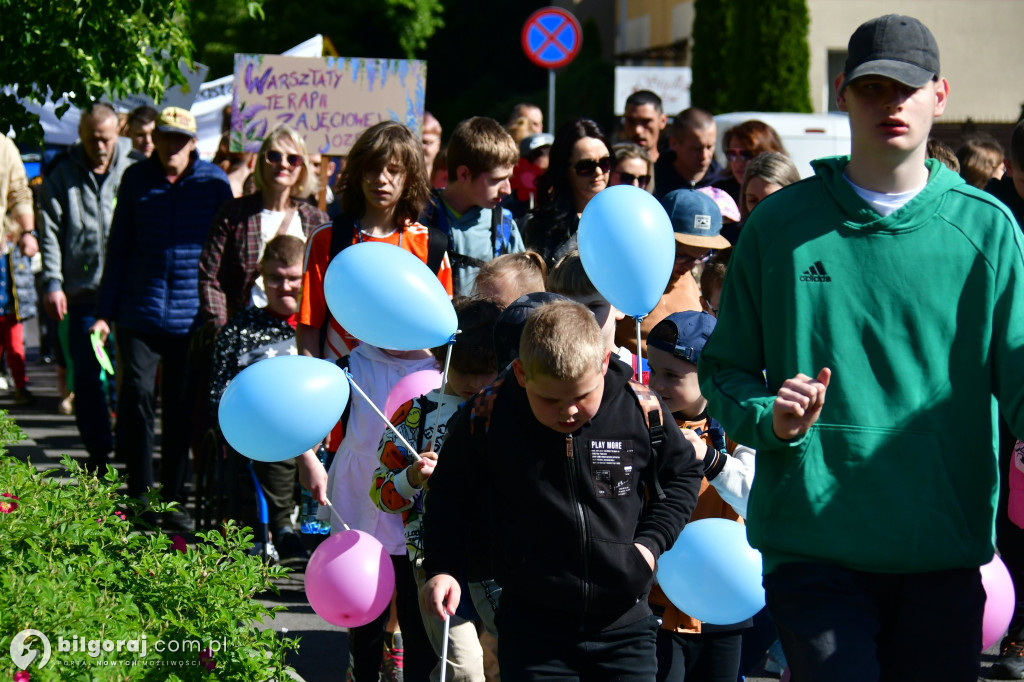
[699,157,1024,574]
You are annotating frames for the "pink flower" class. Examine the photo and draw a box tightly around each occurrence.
[199,648,216,670]
[170,535,187,554]
[97,517,104,523]
[114,511,126,520]
[14,670,30,681]
[0,493,18,514]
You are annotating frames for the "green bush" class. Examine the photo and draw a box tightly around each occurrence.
[0,413,297,681]
[727,0,812,113]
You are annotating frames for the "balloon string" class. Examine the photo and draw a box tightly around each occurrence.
[344,369,422,462]
[323,499,350,531]
[430,336,457,451]
[635,315,646,383]
[440,612,451,682]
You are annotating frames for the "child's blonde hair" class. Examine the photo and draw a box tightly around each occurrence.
[519,300,605,381]
[699,255,728,298]
[474,252,547,304]
[447,117,519,178]
[547,250,596,297]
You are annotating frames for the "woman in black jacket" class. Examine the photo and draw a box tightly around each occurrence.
[524,118,611,267]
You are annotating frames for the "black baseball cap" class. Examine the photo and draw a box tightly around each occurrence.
[493,292,571,369]
[840,15,940,94]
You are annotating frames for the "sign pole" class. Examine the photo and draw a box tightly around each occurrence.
[548,69,555,135]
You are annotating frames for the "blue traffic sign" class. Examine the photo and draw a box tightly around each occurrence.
[521,7,582,70]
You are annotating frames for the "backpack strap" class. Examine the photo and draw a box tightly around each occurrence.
[425,225,449,275]
[319,216,359,353]
[469,377,505,435]
[491,206,513,258]
[334,355,353,435]
[628,380,667,502]
[706,416,728,453]
[328,214,358,261]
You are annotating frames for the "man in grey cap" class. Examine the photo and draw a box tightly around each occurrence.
[700,15,1024,680]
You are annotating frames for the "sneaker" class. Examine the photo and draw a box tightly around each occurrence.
[382,630,403,682]
[162,508,195,533]
[992,637,1024,680]
[274,531,309,567]
[13,388,35,406]
[58,392,75,415]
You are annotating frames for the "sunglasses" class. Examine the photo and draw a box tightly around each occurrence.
[572,156,611,177]
[614,171,651,189]
[265,150,304,166]
[726,148,755,162]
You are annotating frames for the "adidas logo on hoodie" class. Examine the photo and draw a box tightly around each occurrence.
[799,261,831,283]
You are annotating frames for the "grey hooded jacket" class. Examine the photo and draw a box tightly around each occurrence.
[40,136,142,300]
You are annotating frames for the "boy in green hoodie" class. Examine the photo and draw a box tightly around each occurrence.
[699,14,1024,682]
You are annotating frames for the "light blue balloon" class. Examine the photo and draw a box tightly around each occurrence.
[323,242,457,351]
[218,355,350,462]
[656,518,765,625]
[578,185,675,317]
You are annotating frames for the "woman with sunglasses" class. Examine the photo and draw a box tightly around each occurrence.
[609,142,654,193]
[524,118,611,267]
[713,120,787,203]
[199,124,327,328]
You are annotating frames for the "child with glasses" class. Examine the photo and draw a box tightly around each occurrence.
[207,235,325,564]
[610,142,654,194]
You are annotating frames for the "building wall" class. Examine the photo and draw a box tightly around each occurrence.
[808,0,1024,122]
[616,0,1023,122]
[619,0,695,58]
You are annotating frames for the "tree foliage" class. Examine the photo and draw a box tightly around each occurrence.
[727,0,812,112]
[0,0,242,145]
[690,0,733,114]
[189,0,444,78]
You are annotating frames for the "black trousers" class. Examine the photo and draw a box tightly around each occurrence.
[115,328,191,503]
[764,562,984,682]
[498,604,660,682]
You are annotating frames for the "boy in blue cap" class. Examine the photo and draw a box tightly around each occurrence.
[647,310,754,681]
[699,14,1024,680]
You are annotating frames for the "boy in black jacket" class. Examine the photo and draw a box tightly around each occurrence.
[421,300,702,680]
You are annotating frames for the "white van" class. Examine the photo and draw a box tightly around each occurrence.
[713,112,851,179]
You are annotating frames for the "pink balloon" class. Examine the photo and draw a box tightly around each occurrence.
[982,555,1015,651]
[305,530,395,627]
[384,370,443,422]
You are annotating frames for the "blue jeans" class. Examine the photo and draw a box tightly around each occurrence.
[498,604,659,681]
[66,302,114,460]
[764,562,984,682]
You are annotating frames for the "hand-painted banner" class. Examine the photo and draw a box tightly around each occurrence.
[230,54,427,154]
